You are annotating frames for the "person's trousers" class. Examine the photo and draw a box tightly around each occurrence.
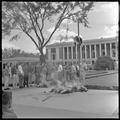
[13,74,18,88]
[18,74,24,88]
[24,74,29,87]
[4,76,9,88]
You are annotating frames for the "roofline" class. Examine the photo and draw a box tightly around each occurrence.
[46,36,118,48]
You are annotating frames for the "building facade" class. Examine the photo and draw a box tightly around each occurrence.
[46,37,118,67]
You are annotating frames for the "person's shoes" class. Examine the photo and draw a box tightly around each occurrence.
[80,86,88,92]
[19,86,23,88]
[4,87,11,90]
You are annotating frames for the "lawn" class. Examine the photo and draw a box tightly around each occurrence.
[85,72,118,87]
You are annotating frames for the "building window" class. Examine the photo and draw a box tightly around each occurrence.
[73,46,76,59]
[112,42,116,57]
[68,47,72,59]
[82,45,85,59]
[101,44,105,56]
[112,42,116,49]
[59,47,63,59]
[91,45,95,58]
[96,44,100,57]
[51,48,56,60]
[106,43,110,56]
[86,45,90,59]
[77,44,80,59]
[64,47,67,60]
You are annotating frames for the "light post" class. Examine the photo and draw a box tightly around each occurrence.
[74,20,82,85]
[60,39,64,65]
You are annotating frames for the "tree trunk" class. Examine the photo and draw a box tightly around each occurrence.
[39,49,46,65]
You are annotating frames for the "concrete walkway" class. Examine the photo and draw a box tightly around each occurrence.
[12,88,118,118]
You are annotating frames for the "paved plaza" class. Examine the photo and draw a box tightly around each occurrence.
[12,87,118,118]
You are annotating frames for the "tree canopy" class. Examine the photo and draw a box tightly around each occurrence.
[2,2,94,64]
[94,56,115,70]
[2,48,39,59]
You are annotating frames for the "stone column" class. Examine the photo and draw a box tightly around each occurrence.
[99,44,101,56]
[110,43,112,58]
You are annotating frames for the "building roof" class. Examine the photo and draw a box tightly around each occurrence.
[46,36,118,48]
[2,57,40,63]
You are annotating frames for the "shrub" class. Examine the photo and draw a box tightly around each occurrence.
[94,56,115,70]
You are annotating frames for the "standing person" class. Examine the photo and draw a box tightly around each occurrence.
[32,64,36,85]
[31,68,36,85]
[35,63,41,85]
[8,63,12,80]
[58,64,63,72]
[18,63,24,88]
[4,64,9,89]
[23,63,29,88]
[71,63,78,87]
[80,60,87,87]
[76,64,80,78]
[11,63,18,89]
[57,64,64,84]
[71,63,76,80]
[28,63,33,85]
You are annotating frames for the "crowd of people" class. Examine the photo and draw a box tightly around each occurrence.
[2,62,36,89]
[51,61,88,88]
[2,61,88,89]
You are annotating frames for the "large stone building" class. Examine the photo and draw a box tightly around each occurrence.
[46,36,118,68]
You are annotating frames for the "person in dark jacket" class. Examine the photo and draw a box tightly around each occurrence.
[11,64,18,89]
[23,63,29,87]
[2,90,17,118]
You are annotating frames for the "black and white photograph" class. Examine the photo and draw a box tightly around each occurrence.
[2,1,118,118]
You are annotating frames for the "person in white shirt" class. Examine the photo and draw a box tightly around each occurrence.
[58,64,63,72]
[18,63,24,88]
[80,60,87,86]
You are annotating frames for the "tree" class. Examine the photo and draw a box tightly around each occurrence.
[2,48,21,58]
[2,2,94,65]
[94,56,115,70]
[2,48,38,58]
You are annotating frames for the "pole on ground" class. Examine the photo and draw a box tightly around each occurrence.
[77,19,81,85]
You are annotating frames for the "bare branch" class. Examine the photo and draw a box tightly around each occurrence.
[24,2,42,44]
[25,31,40,51]
[43,3,69,47]
[34,13,45,46]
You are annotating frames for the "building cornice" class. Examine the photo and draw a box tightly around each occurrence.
[46,36,118,48]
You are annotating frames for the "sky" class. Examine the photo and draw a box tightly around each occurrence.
[2,2,119,53]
